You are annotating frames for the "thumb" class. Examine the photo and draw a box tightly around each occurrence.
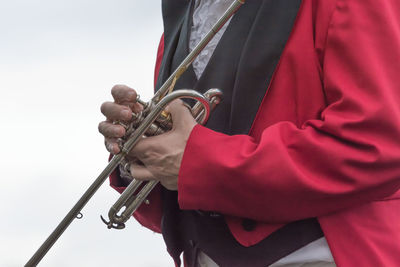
[166,100,196,131]
[130,164,155,181]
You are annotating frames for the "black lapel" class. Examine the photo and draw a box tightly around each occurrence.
[161,0,302,135]
[170,0,198,90]
[229,0,302,134]
[155,0,192,91]
[192,0,264,134]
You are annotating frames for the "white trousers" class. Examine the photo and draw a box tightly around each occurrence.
[196,251,336,267]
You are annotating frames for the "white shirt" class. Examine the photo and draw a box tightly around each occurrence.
[189,0,335,266]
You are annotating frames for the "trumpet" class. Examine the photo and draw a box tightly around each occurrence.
[100,88,223,229]
[26,0,244,266]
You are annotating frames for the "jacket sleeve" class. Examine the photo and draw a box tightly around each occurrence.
[177,0,400,223]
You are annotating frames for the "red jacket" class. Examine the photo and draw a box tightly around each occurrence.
[111,0,400,265]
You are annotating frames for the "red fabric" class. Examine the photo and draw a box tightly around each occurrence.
[109,164,162,233]
[154,34,164,89]
[178,0,400,265]
[110,0,400,265]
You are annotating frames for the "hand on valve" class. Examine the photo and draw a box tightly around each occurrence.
[98,84,197,190]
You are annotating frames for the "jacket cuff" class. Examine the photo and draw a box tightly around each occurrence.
[177,124,251,212]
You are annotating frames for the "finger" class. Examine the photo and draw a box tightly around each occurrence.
[130,164,155,181]
[129,102,144,114]
[98,121,126,138]
[112,84,143,113]
[100,101,132,121]
[104,138,121,154]
[111,84,138,104]
[166,100,196,131]
[129,135,163,159]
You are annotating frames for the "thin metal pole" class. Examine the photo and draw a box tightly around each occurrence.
[25,1,244,265]
[25,154,124,266]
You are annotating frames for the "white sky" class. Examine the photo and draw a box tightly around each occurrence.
[0,1,174,266]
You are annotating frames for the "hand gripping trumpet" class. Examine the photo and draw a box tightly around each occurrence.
[26,0,244,266]
[100,87,223,230]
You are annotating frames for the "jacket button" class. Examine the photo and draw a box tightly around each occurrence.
[242,219,257,232]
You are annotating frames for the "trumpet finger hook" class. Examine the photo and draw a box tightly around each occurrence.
[100,215,125,230]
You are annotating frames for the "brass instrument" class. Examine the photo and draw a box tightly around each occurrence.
[100,88,223,230]
[26,0,244,266]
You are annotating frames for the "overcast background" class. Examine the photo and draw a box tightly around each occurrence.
[0,1,173,266]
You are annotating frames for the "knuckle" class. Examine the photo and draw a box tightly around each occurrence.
[100,102,109,114]
[98,122,104,133]
[112,84,137,102]
[104,140,111,151]
[98,121,111,135]
[111,84,124,95]
[116,126,125,137]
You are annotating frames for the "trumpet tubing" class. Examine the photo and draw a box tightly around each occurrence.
[25,0,244,266]
[101,89,223,230]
